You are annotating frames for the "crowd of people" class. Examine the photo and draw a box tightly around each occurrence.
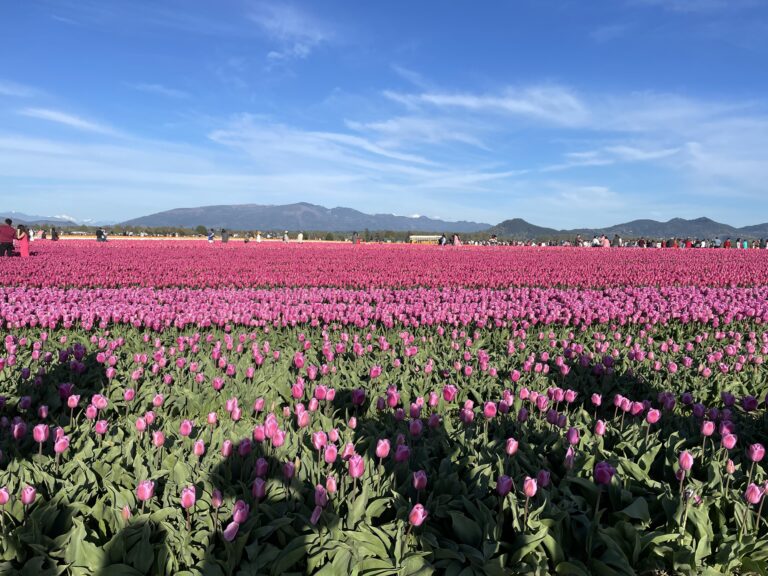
[3,215,768,255]
[463,233,768,248]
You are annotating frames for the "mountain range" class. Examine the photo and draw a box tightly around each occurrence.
[120,202,491,233]
[488,216,768,240]
[4,204,768,239]
[1,211,115,227]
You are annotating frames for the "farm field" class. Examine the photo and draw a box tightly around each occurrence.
[0,242,766,576]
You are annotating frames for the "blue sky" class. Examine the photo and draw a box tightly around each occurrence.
[1,0,768,227]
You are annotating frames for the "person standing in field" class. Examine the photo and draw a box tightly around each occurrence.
[16,224,30,258]
[207,229,215,243]
[0,218,15,256]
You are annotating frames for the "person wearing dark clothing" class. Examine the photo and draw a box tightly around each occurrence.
[0,218,16,256]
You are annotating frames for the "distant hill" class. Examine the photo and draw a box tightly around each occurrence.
[121,202,492,233]
[486,218,559,239]
[0,211,76,226]
[488,216,768,241]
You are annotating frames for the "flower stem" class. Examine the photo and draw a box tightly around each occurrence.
[523,497,529,529]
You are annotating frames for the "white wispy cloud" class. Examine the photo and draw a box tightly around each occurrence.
[544,145,681,171]
[0,79,40,98]
[126,83,190,99]
[346,116,488,149]
[390,65,432,89]
[18,108,120,136]
[248,1,332,62]
[606,145,680,161]
[385,85,591,127]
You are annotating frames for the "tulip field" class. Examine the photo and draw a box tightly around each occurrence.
[0,242,767,576]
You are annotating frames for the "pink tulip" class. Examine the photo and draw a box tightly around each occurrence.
[33,424,49,444]
[0,487,9,506]
[523,477,537,498]
[442,385,458,402]
[745,483,762,505]
[324,444,338,464]
[348,454,365,478]
[223,521,240,541]
[566,427,580,446]
[311,431,328,451]
[408,503,428,527]
[21,485,37,506]
[700,421,715,436]
[180,486,196,509]
[179,419,193,437]
[748,443,765,463]
[679,451,694,471]
[271,429,286,447]
[136,480,154,502]
[54,436,70,454]
[376,439,391,459]
[722,434,738,450]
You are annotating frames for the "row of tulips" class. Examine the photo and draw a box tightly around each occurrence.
[1,241,768,288]
[2,285,768,331]
[1,319,766,575]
